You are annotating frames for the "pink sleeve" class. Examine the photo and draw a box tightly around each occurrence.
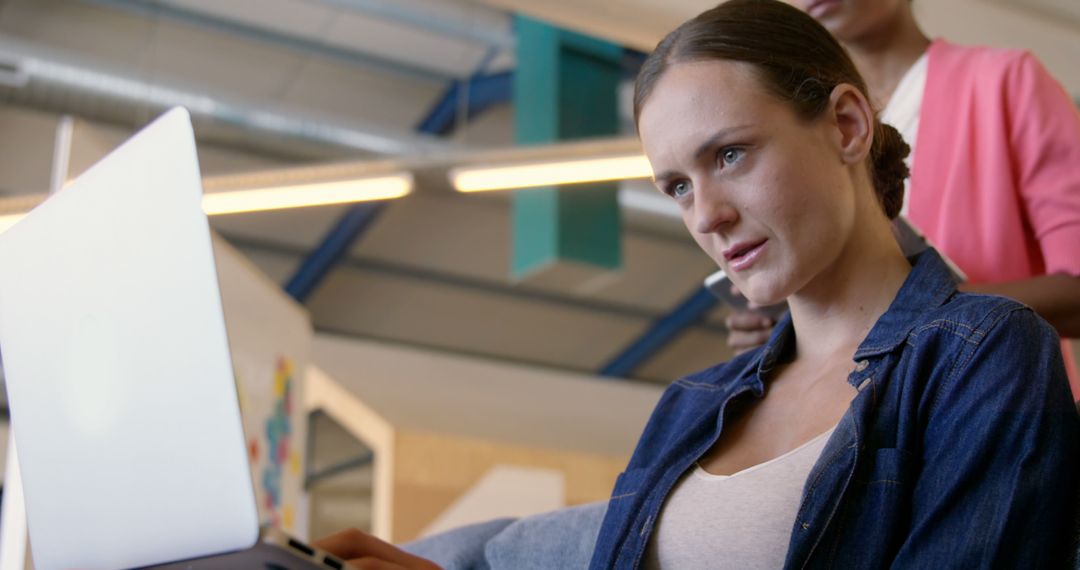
[1007,53,1080,276]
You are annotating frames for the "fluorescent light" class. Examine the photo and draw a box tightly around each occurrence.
[450,154,652,193]
[0,174,412,232]
[201,173,413,215]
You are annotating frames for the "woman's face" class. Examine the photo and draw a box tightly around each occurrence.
[782,0,910,43]
[637,61,859,307]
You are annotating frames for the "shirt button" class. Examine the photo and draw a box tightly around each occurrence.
[855,360,869,372]
[801,522,810,530]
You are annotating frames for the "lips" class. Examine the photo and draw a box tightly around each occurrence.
[723,239,768,272]
[723,239,767,262]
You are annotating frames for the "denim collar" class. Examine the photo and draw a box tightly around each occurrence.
[737,249,959,387]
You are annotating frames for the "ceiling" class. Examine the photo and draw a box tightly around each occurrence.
[0,0,1076,383]
[466,0,1080,95]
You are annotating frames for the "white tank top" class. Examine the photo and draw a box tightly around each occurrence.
[881,52,929,217]
[643,427,836,570]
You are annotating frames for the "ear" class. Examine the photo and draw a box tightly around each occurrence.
[827,84,874,165]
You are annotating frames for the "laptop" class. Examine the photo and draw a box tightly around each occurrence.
[0,108,350,570]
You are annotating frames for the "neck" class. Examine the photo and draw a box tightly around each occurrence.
[845,12,931,107]
[786,207,911,363]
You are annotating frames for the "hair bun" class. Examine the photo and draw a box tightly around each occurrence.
[871,122,911,219]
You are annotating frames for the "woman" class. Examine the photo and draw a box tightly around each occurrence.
[728,0,1080,395]
[316,1,1079,567]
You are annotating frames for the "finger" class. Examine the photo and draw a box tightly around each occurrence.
[725,311,774,331]
[313,529,438,568]
[728,283,742,297]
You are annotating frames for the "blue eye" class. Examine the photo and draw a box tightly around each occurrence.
[668,180,692,199]
[719,147,744,166]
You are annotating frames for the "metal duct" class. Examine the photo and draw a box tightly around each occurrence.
[0,38,460,158]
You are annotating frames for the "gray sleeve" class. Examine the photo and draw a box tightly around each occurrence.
[484,501,607,570]
[401,517,515,570]
[400,501,608,570]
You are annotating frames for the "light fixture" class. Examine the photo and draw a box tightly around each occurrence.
[0,173,414,235]
[201,173,414,215]
[450,154,653,193]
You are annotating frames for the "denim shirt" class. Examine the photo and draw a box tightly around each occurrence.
[590,250,1080,569]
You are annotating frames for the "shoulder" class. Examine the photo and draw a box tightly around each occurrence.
[907,291,1045,348]
[904,293,1062,382]
[930,39,1056,94]
[902,292,1066,413]
[931,40,1035,74]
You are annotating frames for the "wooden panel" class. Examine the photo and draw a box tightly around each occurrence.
[390,429,626,542]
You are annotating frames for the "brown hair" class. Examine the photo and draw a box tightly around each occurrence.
[634,0,909,219]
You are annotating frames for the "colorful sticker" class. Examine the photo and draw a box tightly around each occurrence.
[262,356,294,528]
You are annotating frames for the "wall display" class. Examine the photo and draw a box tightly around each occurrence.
[215,236,314,539]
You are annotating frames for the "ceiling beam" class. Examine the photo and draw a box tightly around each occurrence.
[466,0,1080,95]
[464,0,685,51]
[82,0,455,84]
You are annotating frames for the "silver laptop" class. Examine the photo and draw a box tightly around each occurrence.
[0,108,349,570]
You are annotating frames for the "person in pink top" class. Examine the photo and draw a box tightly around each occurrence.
[727,0,1080,395]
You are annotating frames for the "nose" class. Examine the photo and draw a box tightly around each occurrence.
[693,183,738,234]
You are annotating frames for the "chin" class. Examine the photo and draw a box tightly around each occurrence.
[815,17,859,41]
[742,287,787,308]
[748,294,787,308]
[741,276,795,308]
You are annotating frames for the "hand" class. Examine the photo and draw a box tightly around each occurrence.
[313,528,442,570]
[724,285,776,355]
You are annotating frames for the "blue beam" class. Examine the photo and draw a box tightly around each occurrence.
[416,71,513,136]
[283,68,513,302]
[280,44,645,318]
[599,285,718,378]
[284,203,386,302]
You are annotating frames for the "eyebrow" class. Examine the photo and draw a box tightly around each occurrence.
[653,125,753,183]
